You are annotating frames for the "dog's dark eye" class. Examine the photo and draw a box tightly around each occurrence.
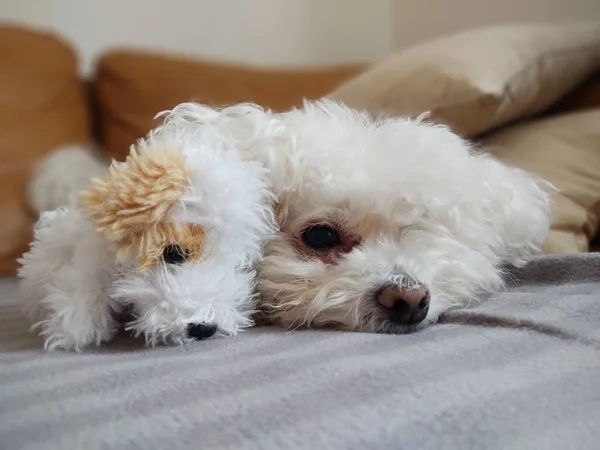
[162,244,189,265]
[301,225,341,251]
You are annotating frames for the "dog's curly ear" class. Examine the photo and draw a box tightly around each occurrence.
[79,141,205,268]
[467,156,554,265]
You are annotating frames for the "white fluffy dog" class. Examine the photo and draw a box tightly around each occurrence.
[19,126,275,350]
[26,99,552,342]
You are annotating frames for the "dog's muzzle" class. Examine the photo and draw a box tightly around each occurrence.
[375,279,430,325]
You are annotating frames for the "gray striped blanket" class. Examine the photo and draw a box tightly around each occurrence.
[1,253,600,450]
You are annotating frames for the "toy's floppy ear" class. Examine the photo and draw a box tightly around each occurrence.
[79,141,205,268]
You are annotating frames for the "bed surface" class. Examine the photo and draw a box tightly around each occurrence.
[1,254,600,450]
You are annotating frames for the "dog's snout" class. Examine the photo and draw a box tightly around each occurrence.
[377,284,430,325]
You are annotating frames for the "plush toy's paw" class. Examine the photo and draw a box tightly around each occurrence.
[34,313,117,352]
[29,284,119,351]
[186,323,218,340]
[18,206,120,352]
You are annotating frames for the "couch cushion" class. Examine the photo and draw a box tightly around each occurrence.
[482,108,600,254]
[550,71,600,115]
[95,50,363,161]
[329,22,600,137]
[0,26,90,275]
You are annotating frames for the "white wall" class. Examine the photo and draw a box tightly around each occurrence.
[0,0,393,75]
[392,0,600,49]
[3,0,599,76]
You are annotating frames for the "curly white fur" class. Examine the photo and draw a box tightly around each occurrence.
[24,99,553,343]
[19,126,276,351]
[159,99,553,333]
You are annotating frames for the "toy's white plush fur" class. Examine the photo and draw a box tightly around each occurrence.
[27,144,108,213]
[24,99,553,346]
[19,126,275,350]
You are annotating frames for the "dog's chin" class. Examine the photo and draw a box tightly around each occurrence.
[297,317,430,335]
[354,312,435,335]
[262,300,435,335]
[376,319,431,335]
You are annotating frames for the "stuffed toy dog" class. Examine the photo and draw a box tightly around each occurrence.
[18,120,275,351]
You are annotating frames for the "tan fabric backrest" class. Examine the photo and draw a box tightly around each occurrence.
[0,26,90,275]
[95,50,364,161]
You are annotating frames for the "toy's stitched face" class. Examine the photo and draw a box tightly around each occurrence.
[79,142,205,270]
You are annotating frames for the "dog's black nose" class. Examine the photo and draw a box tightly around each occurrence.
[377,284,430,325]
[186,323,218,340]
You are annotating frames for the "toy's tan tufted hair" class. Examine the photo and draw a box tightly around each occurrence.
[80,140,205,269]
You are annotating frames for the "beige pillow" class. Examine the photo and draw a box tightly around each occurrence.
[482,108,600,254]
[329,22,600,137]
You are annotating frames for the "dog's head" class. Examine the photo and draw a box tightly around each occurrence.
[161,100,553,334]
[79,131,274,343]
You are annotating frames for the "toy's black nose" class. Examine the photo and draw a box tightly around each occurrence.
[186,323,218,340]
